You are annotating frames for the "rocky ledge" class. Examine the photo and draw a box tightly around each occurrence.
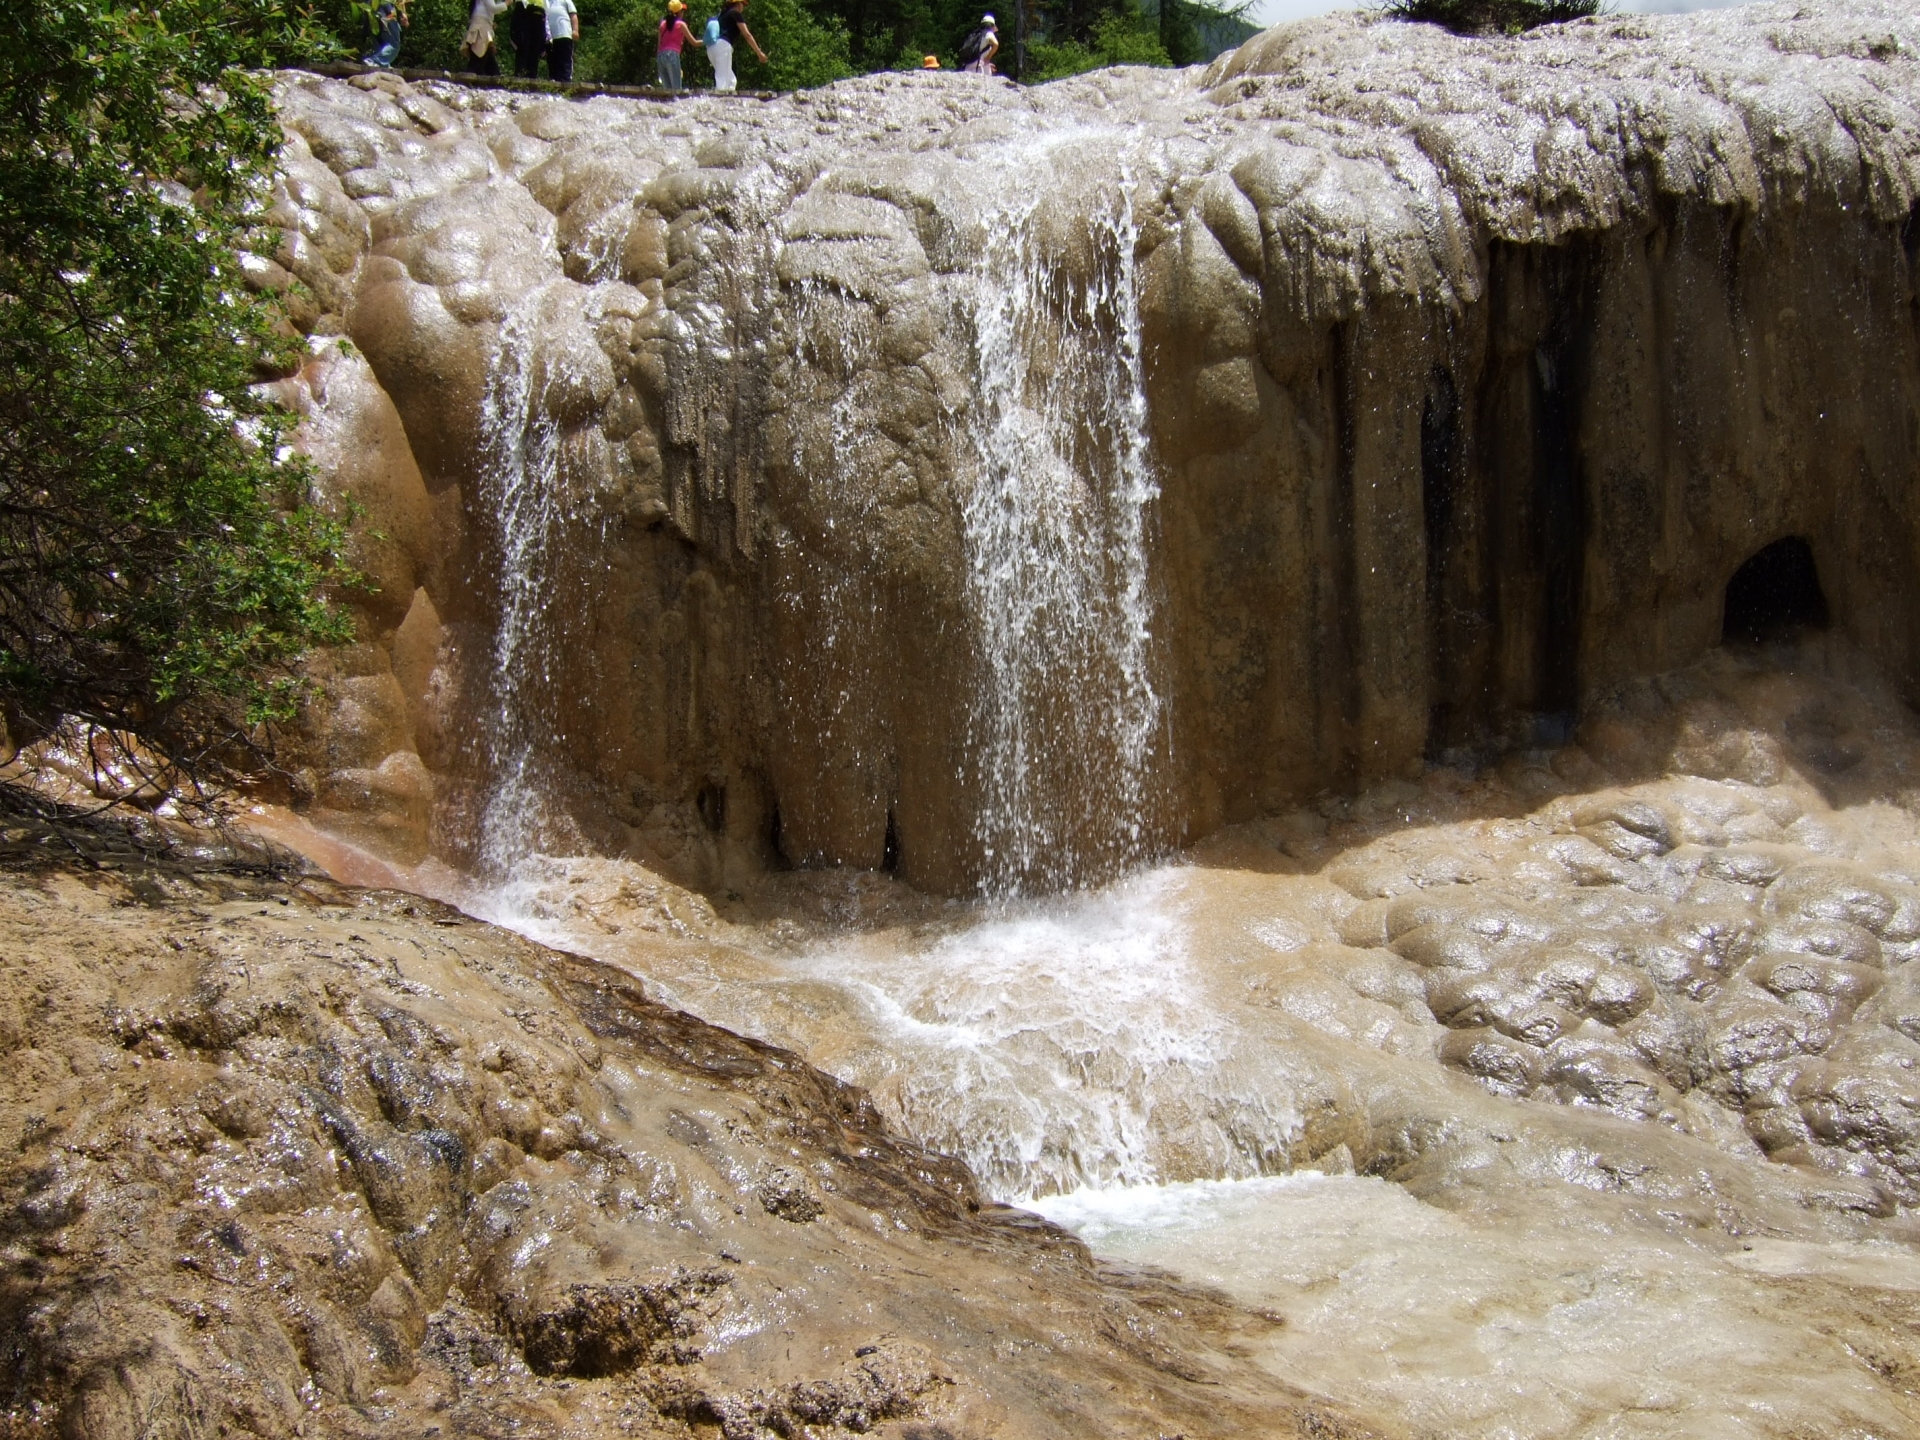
[0,812,1366,1439]
[260,0,1920,893]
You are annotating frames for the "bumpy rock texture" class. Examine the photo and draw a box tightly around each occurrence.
[263,1,1920,895]
[409,636,1920,1437]
[0,822,1360,1439]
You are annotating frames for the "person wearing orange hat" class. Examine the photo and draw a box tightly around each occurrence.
[657,0,701,90]
[921,53,940,68]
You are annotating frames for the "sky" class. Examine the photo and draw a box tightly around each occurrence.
[1243,0,1759,29]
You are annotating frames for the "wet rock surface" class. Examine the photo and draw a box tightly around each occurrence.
[258,0,1920,894]
[424,639,1920,1436]
[0,829,1363,1438]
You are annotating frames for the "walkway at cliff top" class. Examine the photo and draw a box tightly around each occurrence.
[293,58,781,101]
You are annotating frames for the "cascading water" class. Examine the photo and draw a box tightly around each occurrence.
[475,274,624,878]
[273,55,1920,1439]
[476,283,562,875]
[953,136,1166,897]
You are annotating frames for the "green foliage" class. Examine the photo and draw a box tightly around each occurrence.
[577,3,658,82]
[752,0,856,88]
[1029,5,1167,78]
[582,0,851,88]
[1376,0,1598,33]
[0,0,356,792]
[1150,0,1255,65]
[1023,0,1249,78]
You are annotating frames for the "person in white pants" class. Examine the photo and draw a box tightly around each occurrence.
[710,0,766,90]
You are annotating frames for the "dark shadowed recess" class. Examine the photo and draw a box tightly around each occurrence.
[1423,240,1599,765]
[1722,536,1830,646]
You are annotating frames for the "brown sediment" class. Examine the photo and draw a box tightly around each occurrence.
[0,809,1371,1439]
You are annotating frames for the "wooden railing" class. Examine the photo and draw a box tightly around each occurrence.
[286,59,780,101]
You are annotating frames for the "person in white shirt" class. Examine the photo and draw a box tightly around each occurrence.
[460,0,509,74]
[544,0,579,81]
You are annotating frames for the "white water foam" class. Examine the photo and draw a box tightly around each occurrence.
[476,275,567,877]
[1029,1172,1331,1245]
[953,132,1166,896]
[467,857,1304,1203]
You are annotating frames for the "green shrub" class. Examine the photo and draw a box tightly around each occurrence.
[1029,6,1169,78]
[1377,0,1599,33]
[0,0,355,797]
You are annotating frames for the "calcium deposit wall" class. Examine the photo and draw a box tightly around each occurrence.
[260,0,1920,894]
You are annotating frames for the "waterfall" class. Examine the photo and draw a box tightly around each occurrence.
[475,278,571,878]
[473,130,1167,896]
[952,137,1165,897]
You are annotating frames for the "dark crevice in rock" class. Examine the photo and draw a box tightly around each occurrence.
[1422,365,1464,761]
[1723,535,1830,645]
[1328,318,1364,785]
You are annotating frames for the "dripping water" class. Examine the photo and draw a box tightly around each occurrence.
[952,134,1166,898]
[477,283,562,875]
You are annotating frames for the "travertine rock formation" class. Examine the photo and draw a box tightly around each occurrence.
[258,0,1920,894]
[0,823,1354,1438]
[283,636,1920,1437]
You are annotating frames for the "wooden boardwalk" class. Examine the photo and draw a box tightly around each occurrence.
[289,59,780,102]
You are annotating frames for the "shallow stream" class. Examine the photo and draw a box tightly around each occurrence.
[255,637,1920,1438]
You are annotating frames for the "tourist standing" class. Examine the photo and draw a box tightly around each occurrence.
[956,13,998,73]
[460,0,509,73]
[362,0,408,67]
[657,0,701,90]
[712,0,766,91]
[510,0,547,77]
[545,0,579,80]
[706,6,733,91]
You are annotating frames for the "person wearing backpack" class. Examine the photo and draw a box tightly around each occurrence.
[956,13,998,73]
[657,0,702,89]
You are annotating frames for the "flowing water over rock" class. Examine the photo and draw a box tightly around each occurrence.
[950,131,1165,894]
[446,637,1920,1437]
[268,0,1920,895]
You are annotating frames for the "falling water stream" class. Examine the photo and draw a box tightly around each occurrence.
[953,135,1164,895]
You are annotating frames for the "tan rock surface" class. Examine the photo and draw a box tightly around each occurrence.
[0,814,1365,1439]
[260,1,1920,895]
[434,637,1920,1437]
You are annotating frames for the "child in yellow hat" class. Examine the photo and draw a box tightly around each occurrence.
[657,0,701,90]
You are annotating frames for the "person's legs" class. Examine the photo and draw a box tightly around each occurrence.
[710,37,733,90]
[657,48,681,89]
[365,26,401,65]
[512,13,544,76]
[546,36,573,80]
[474,46,499,73]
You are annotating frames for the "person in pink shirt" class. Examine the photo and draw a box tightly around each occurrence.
[656,0,701,90]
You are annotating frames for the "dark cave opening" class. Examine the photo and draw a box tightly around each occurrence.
[1722,536,1830,645]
